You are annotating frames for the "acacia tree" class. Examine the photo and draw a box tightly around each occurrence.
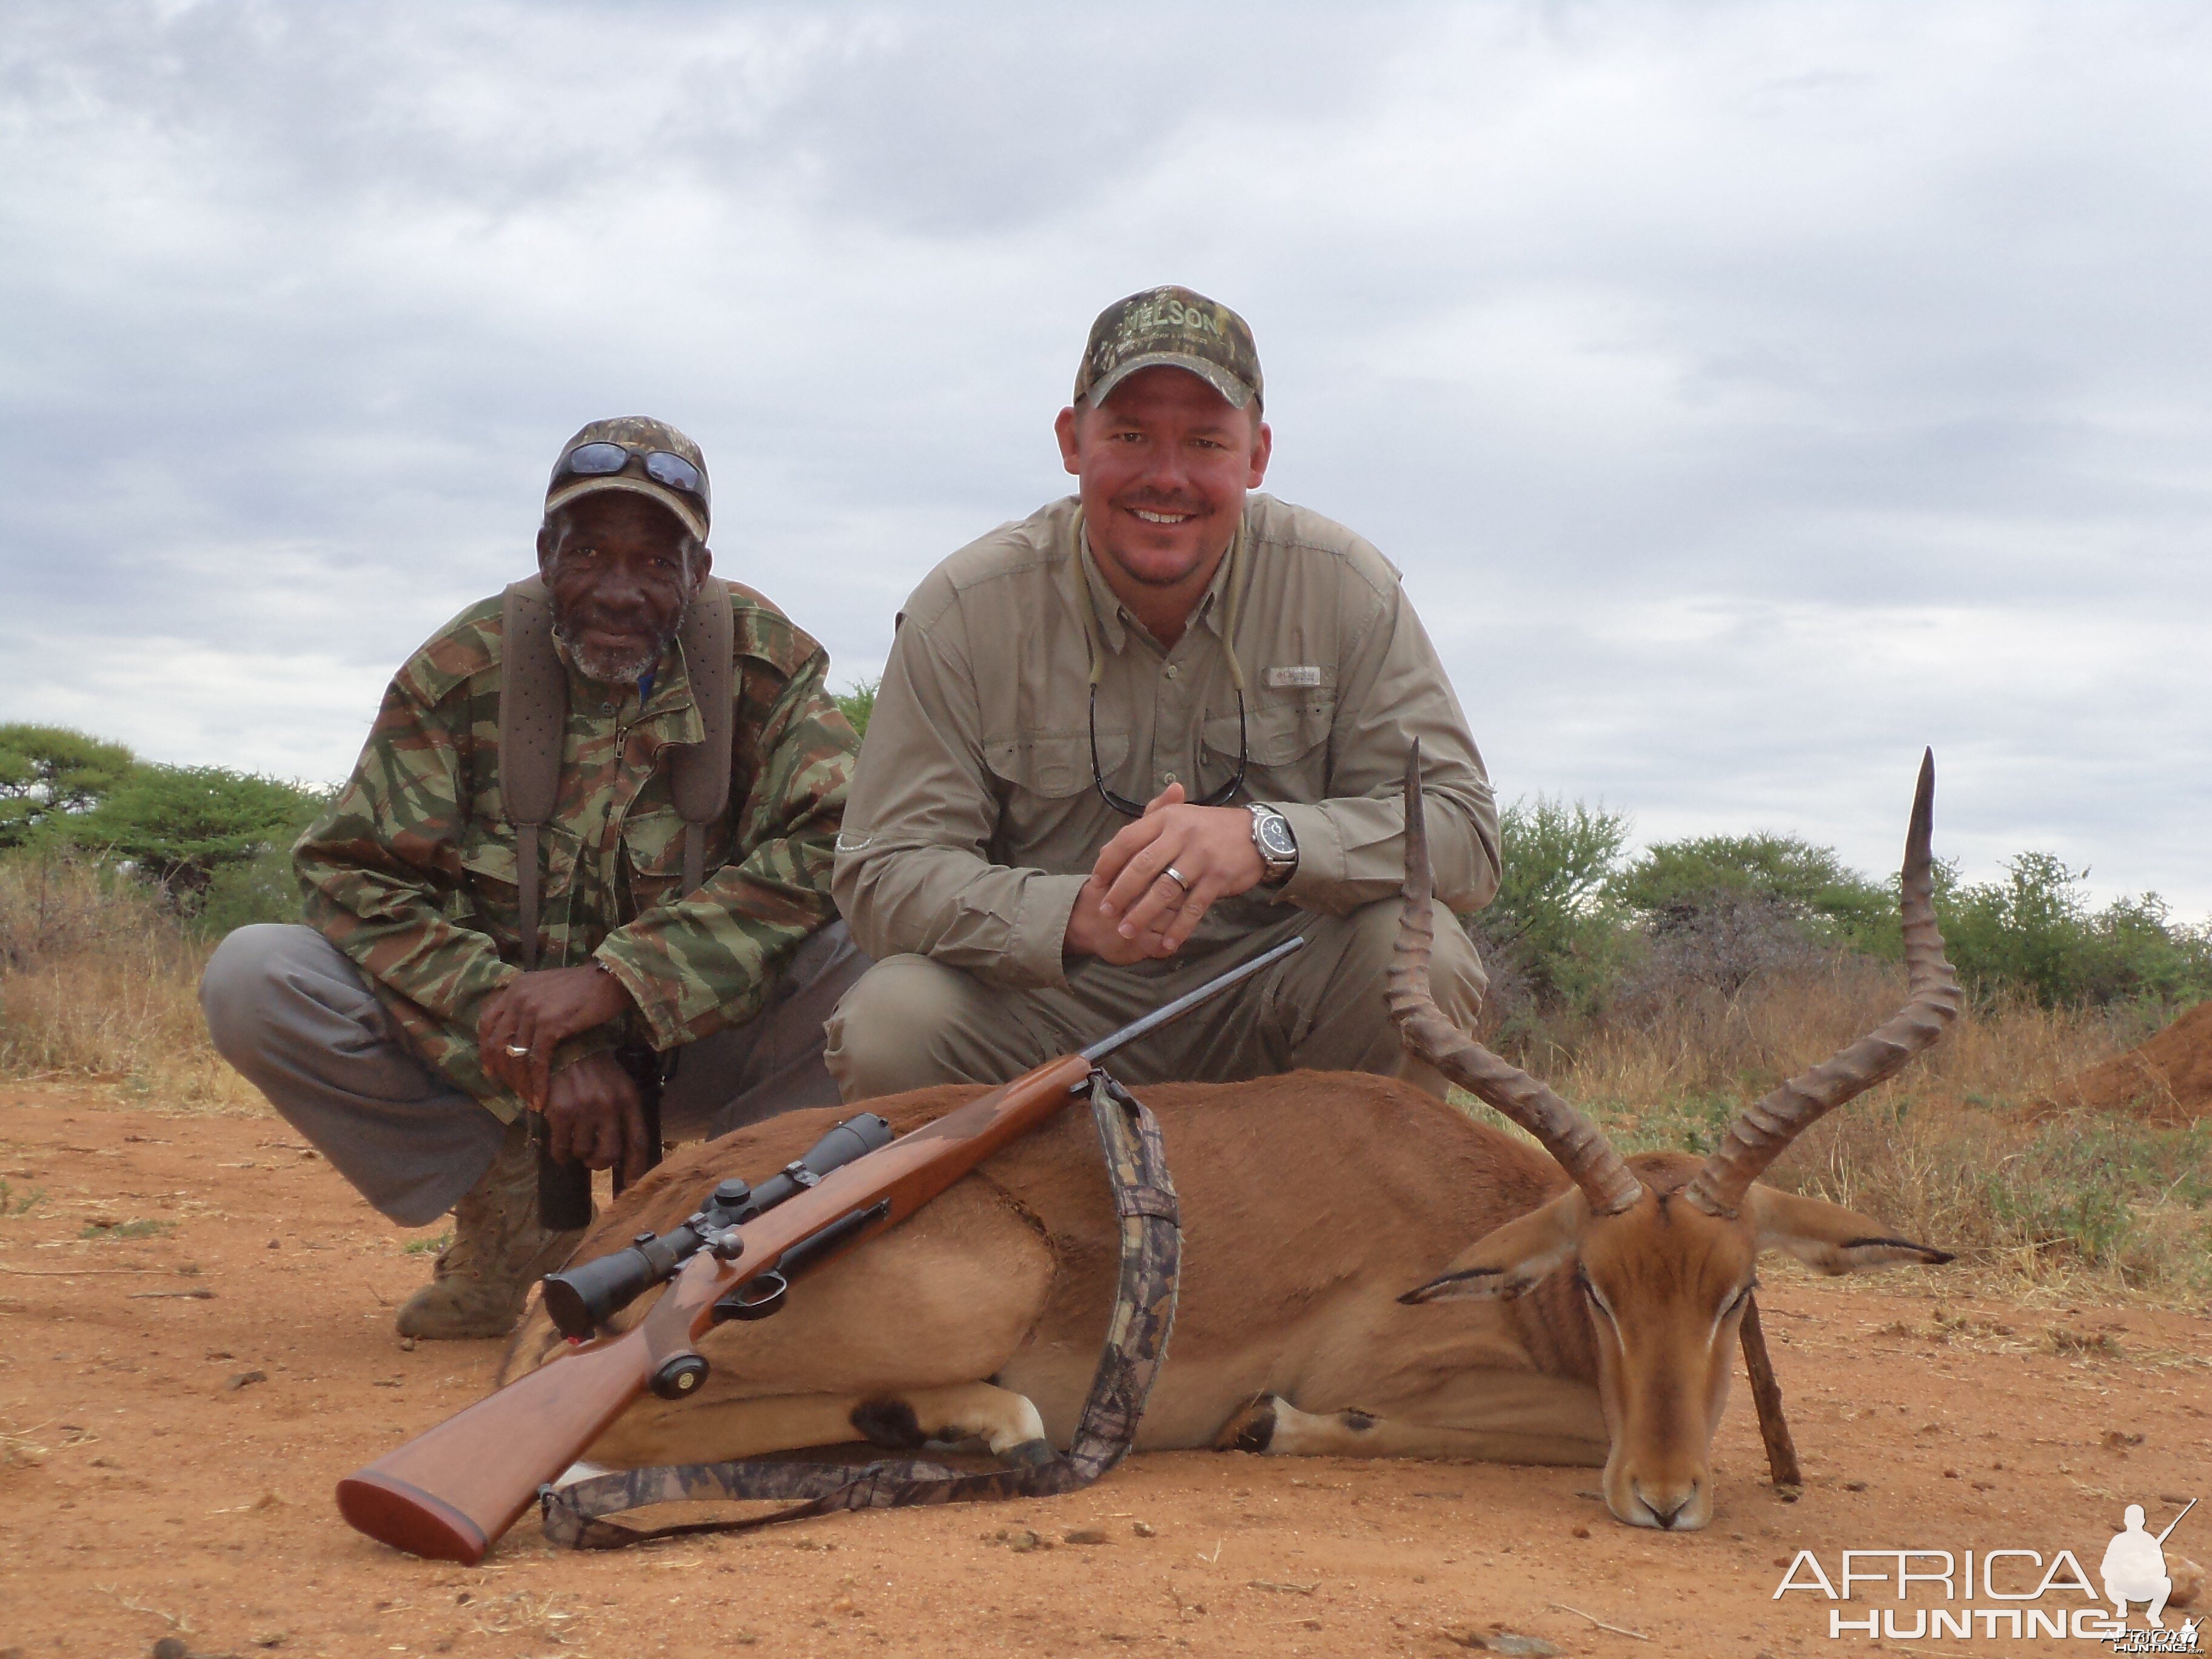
[56,764,327,896]
[0,725,138,848]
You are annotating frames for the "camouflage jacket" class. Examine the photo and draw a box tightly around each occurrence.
[295,585,857,1118]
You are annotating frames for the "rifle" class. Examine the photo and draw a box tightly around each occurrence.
[336,933,1307,1564]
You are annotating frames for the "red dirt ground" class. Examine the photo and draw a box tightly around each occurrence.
[2057,1000,2212,1127]
[2,1081,2207,1659]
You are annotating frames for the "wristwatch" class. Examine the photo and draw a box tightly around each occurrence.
[1247,803,1299,888]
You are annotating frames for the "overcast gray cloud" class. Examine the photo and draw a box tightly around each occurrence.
[2,1,2207,913]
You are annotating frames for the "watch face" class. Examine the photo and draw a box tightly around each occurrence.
[1258,814,1297,860]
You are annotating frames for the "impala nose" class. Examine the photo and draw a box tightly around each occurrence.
[1638,1486,1696,1530]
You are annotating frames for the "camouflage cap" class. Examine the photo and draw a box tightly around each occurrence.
[544,415,711,541]
[1073,286,1263,413]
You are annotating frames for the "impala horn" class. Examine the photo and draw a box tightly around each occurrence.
[1387,742,1644,1216]
[1681,749,1963,1218]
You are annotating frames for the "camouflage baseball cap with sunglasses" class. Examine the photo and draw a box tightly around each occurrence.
[544,416,711,541]
[1073,286,1264,414]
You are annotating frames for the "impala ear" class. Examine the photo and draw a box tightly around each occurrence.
[1748,1187,1954,1275]
[1402,1189,1584,1304]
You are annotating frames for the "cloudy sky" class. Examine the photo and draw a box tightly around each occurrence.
[4,1,2207,914]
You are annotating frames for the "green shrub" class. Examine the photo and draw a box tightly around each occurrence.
[833,679,878,741]
[1472,794,1632,1018]
[1938,853,2212,1011]
[195,837,315,936]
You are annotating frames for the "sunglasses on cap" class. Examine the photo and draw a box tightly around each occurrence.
[551,442,708,510]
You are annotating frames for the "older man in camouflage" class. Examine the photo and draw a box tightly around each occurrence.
[203,417,865,1339]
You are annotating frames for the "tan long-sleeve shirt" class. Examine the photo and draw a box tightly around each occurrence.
[833,493,1498,989]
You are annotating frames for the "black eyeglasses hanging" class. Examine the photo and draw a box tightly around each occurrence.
[1073,509,1250,819]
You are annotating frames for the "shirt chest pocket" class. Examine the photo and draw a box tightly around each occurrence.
[456,825,578,936]
[1203,696,1334,799]
[982,728,1125,871]
[620,808,692,913]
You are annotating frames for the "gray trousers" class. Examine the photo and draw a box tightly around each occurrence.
[199,922,870,1226]
[822,899,1486,1102]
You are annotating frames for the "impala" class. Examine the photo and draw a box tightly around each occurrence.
[504,752,1962,1530]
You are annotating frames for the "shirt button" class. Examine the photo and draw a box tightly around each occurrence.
[1162,773,1178,785]
[1164,664,1179,681]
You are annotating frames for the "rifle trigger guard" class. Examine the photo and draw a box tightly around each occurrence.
[713,1270,788,1324]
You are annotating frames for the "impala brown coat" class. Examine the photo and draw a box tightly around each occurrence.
[502,752,1962,1531]
[504,1073,1611,1460]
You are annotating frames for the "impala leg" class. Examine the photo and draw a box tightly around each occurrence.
[851,1382,1053,1465]
[588,1380,1051,1469]
[1217,1378,1607,1467]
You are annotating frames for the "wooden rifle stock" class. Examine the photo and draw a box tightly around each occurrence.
[337,1052,1096,1563]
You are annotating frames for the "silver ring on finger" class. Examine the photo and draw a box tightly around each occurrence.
[1163,865,1192,893]
[503,1042,533,1058]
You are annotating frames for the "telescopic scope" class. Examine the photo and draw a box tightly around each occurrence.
[539,1112,893,1340]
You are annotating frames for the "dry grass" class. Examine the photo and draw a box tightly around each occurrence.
[1478,957,2212,1304]
[0,857,260,1112]
[5,856,2205,1300]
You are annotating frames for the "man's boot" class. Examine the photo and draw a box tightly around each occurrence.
[395,1118,585,1340]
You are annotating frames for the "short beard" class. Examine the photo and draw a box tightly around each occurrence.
[551,616,679,685]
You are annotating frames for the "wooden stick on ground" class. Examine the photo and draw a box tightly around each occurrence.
[1549,1601,1652,1641]
[1739,1293,1802,1494]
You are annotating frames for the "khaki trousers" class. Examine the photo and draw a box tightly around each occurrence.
[823,899,1485,1102]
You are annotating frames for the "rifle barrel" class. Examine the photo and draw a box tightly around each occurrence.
[1079,935,1305,1064]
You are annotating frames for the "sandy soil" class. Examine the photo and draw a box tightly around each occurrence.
[2,1082,2207,1659]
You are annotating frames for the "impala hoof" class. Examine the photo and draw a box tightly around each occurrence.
[1217,1395,1279,1453]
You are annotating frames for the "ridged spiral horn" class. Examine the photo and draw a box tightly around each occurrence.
[1682,749,1964,1217]
[1387,741,1645,1216]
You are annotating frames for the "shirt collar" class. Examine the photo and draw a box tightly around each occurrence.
[1074,515,1240,657]
[637,637,704,744]
[550,634,702,743]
